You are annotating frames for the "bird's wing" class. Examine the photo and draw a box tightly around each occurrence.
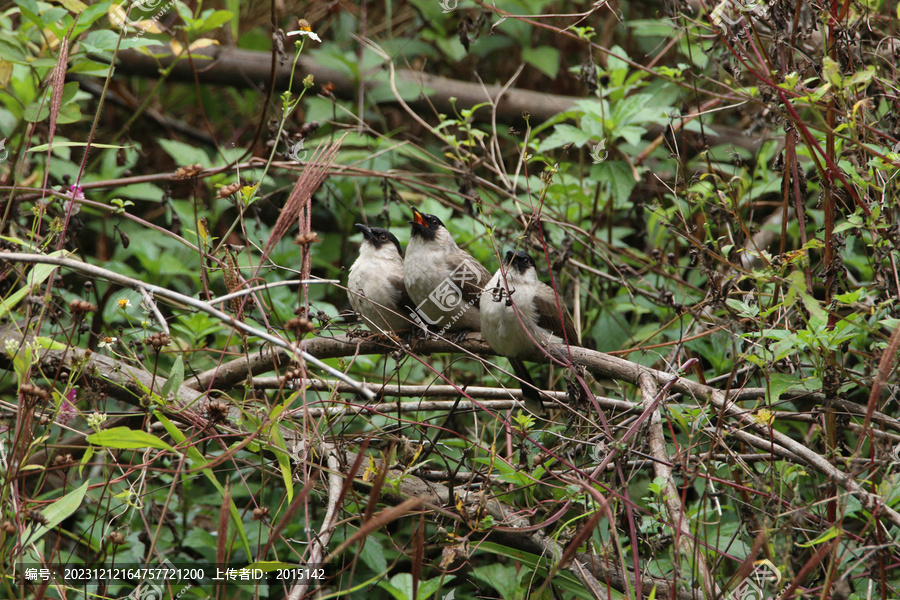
[446,252,492,305]
[391,273,415,312]
[533,286,579,345]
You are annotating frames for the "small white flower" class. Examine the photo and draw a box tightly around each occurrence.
[286,20,321,43]
[287,30,321,42]
[117,298,132,309]
[98,336,118,349]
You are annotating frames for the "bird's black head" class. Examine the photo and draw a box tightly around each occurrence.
[408,209,445,241]
[505,250,536,274]
[356,223,402,255]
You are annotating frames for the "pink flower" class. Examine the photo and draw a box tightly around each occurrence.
[58,388,77,426]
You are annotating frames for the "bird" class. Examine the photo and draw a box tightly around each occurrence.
[347,223,412,334]
[403,209,491,334]
[480,249,578,414]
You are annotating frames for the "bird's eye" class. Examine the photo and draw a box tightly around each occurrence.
[379,234,388,241]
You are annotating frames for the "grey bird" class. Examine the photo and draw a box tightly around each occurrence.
[480,250,578,414]
[347,224,412,334]
[404,209,491,334]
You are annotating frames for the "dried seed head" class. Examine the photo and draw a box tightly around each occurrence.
[70,299,98,313]
[108,531,126,545]
[286,317,316,335]
[206,400,229,424]
[174,164,204,179]
[143,332,171,351]
[25,510,48,526]
[53,454,74,468]
[217,182,242,199]
[19,384,51,401]
[293,231,319,245]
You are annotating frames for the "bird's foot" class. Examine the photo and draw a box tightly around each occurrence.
[451,330,473,344]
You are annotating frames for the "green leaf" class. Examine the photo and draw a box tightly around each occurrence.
[159,356,184,400]
[29,481,91,544]
[764,373,818,404]
[0,34,29,64]
[34,336,69,351]
[538,124,595,152]
[726,298,759,318]
[14,0,43,30]
[358,535,388,573]
[473,563,525,600]
[226,0,240,37]
[57,0,88,13]
[590,160,638,207]
[377,573,450,600]
[158,138,210,166]
[796,526,840,547]
[87,427,177,452]
[196,9,233,34]
[78,446,94,477]
[266,400,296,503]
[522,46,560,79]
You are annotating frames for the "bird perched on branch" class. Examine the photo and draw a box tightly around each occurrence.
[347,224,412,334]
[404,209,491,334]
[480,250,578,414]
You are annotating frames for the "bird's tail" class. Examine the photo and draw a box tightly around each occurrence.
[510,359,545,415]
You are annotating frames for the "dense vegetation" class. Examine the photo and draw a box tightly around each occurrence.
[1,0,900,599]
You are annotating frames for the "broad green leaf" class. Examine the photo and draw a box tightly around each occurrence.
[158,138,210,166]
[538,124,595,152]
[57,0,88,13]
[87,427,177,452]
[266,401,296,503]
[29,480,91,544]
[196,9,233,34]
[522,46,560,79]
[159,356,184,400]
[473,563,524,600]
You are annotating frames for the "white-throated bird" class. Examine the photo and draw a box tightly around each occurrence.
[347,224,412,334]
[404,209,491,334]
[480,250,578,414]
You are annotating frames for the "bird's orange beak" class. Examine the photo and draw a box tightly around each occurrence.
[412,210,426,226]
